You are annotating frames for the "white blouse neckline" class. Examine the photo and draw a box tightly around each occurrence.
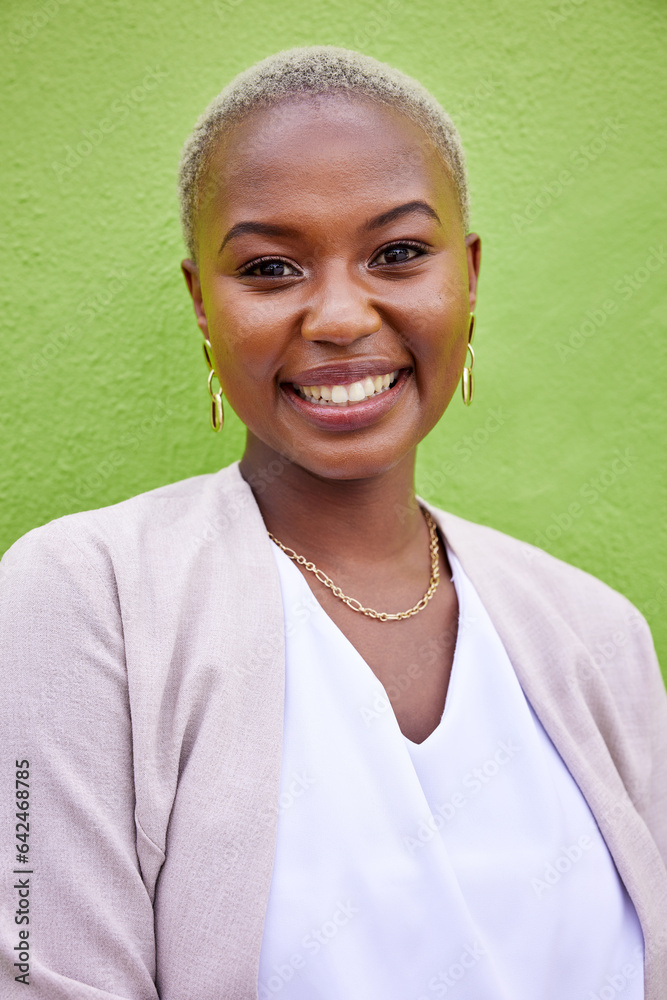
[259,536,644,1000]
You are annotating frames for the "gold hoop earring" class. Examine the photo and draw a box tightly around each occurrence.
[462,313,476,407]
[202,338,224,432]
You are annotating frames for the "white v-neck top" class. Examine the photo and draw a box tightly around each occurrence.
[258,539,644,999]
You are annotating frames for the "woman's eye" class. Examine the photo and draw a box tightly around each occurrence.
[372,244,425,266]
[241,259,299,277]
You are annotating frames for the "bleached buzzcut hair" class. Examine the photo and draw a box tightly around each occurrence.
[178,45,470,260]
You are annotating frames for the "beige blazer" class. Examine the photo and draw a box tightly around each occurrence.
[1,460,666,999]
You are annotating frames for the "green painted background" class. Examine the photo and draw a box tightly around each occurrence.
[1,0,665,674]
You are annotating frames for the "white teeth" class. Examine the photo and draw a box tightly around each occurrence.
[331,385,348,403]
[294,370,401,405]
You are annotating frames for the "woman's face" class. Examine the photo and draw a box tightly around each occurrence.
[183,93,481,480]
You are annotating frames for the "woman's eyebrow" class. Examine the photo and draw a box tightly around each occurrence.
[219,221,299,254]
[218,201,440,254]
[364,200,441,231]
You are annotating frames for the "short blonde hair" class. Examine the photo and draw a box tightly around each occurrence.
[178,45,470,260]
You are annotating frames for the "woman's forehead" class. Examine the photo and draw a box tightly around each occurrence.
[205,94,453,209]
[225,92,430,150]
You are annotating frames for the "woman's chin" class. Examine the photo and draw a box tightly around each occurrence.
[274,438,418,482]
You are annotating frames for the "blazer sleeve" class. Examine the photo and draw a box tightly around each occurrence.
[0,521,158,999]
[619,606,667,866]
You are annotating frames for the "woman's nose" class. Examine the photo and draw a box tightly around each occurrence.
[300,269,382,344]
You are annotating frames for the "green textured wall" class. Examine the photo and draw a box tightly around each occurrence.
[1,0,665,673]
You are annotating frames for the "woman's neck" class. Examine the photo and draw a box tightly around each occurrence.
[238,433,427,567]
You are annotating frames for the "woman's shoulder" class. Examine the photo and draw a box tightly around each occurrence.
[420,500,650,649]
[0,462,258,607]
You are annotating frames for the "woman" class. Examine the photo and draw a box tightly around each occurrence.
[1,46,666,1000]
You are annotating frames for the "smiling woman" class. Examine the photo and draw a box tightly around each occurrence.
[1,44,666,1000]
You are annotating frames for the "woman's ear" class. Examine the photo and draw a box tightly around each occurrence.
[464,233,482,312]
[181,259,210,341]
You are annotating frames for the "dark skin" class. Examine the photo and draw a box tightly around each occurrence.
[183,93,481,744]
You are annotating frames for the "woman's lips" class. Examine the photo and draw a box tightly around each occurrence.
[280,368,412,432]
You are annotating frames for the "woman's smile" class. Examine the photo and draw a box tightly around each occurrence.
[282,367,411,433]
[290,368,401,404]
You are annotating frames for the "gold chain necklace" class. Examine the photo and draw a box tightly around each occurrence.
[267,507,440,621]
